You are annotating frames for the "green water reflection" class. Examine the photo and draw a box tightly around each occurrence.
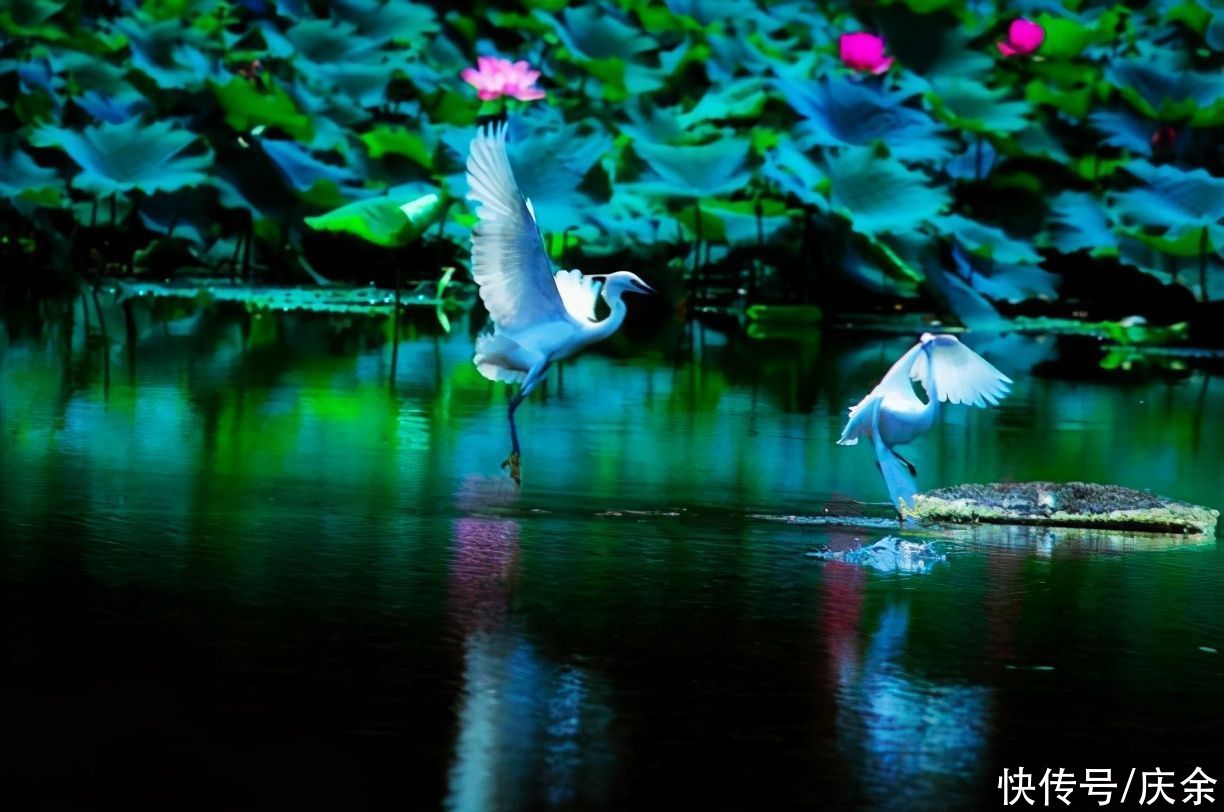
[1,299,1221,809]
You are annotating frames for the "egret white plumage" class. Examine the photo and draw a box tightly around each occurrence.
[838,333,1011,515]
[466,123,655,484]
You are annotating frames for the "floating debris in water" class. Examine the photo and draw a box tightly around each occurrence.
[1199,646,1218,655]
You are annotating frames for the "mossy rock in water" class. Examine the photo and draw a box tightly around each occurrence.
[908,482,1219,536]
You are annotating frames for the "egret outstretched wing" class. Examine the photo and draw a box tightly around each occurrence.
[467,123,568,331]
[909,334,1011,407]
[837,343,925,445]
[553,269,602,323]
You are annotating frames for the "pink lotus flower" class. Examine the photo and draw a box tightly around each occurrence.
[997,19,1045,56]
[461,56,546,102]
[839,32,894,75]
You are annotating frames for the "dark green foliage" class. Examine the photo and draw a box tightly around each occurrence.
[0,0,1222,327]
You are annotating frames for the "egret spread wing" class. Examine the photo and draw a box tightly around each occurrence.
[553,269,602,323]
[837,342,924,445]
[910,334,1012,407]
[467,123,568,331]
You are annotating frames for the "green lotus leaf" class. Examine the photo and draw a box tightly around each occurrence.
[305,191,443,248]
[211,78,314,142]
[30,118,213,196]
[360,125,433,168]
[0,0,68,40]
[826,147,949,236]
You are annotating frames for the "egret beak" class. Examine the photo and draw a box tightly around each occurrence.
[632,279,657,295]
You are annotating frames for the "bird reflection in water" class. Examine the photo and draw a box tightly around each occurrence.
[819,535,991,807]
[445,477,615,811]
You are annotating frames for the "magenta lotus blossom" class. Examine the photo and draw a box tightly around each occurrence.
[997,19,1045,56]
[839,32,894,75]
[461,56,546,102]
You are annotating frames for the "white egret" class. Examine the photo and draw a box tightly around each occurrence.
[838,333,1011,515]
[466,123,655,484]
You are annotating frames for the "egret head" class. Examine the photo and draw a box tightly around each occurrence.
[597,271,656,301]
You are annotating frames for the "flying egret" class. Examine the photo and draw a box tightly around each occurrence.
[466,123,655,485]
[838,333,1011,516]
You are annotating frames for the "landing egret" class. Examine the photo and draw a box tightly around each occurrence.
[838,333,1011,515]
[466,123,655,484]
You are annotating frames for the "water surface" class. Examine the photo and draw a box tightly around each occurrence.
[2,302,1221,809]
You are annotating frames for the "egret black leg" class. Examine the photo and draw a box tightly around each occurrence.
[891,449,918,477]
[502,392,523,485]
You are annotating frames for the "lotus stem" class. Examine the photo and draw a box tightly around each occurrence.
[752,197,763,302]
[90,282,110,396]
[391,263,401,384]
[242,211,253,281]
[1199,225,1208,302]
[123,299,137,385]
[693,200,703,300]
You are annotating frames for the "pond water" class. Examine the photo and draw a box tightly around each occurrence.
[2,301,1221,810]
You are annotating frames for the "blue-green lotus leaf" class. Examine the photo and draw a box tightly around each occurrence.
[688,199,792,246]
[944,140,998,180]
[891,26,993,93]
[543,6,655,61]
[620,100,727,146]
[0,147,64,210]
[928,78,1030,135]
[74,89,148,123]
[665,0,761,27]
[44,49,133,96]
[1111,161,1224,244]
[285,19,378,63]
[137,188,215,246]
[16,58,61,98]
[332,0,439,46]
[632,137,752,198]
[842,238,922,299]
[1107,56,1224,123]
[934,215,1041,265]
[1117,235,1224,300]
[116,17,221,89]
[677,78,767,128]
[826,147,949,236]
[760,137,827,211]
[781,78,951,165]
[30,118,213,196]
[505,117,613,231]
[1089,109,1155,156]
[260,139,360,193]
[705,33,777,80]
[949,243,1058,303]
[1044,191,1119,255]
[1208,12,1224,51]
[583,192,668,256]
